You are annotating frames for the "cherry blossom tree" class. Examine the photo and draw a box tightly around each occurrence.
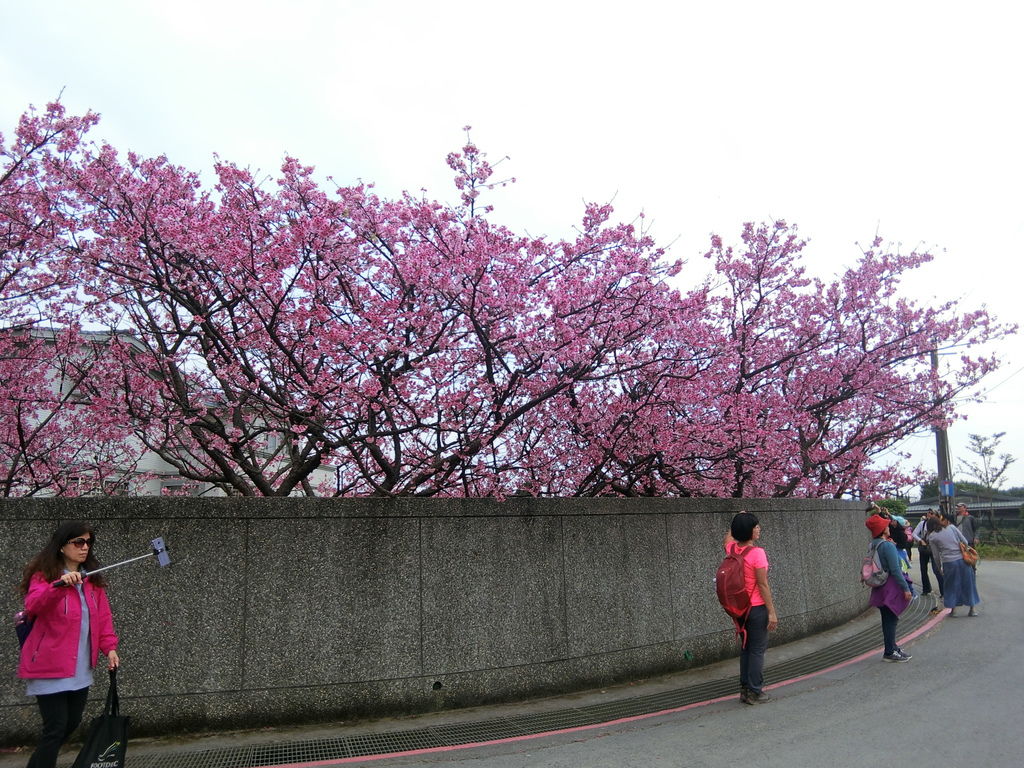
[18,115,698,496]
[688,221,1004,497]
[0,103,1015,498]
[0,103,145,496]
[559,221,1010,498]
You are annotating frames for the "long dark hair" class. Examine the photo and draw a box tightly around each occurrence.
[19,520,107,594]
[889,519,908,548]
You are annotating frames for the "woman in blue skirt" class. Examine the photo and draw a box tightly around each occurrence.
[926,516,980,617]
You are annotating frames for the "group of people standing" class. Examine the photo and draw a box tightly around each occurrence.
[865,501,981,664]
[908,503,981,617]
[722,501,983,706]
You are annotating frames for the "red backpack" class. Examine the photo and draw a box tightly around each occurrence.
[716,543,752,643]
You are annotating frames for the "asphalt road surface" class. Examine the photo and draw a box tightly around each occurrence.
[373,560,1024,768]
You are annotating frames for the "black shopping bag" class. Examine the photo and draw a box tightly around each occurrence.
[72,669,129,768]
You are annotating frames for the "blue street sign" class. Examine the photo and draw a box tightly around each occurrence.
[941,482,955,497]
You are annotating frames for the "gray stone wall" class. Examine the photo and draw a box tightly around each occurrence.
[0,497,869,744]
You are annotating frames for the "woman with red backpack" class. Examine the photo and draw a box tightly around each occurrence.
[723,511,778,704]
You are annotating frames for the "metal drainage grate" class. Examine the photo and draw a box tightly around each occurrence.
[117,595,940,768]
[249,737,353,765]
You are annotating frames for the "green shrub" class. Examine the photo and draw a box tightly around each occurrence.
[976,543,1024,562]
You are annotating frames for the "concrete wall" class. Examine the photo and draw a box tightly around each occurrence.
[0,497,869,744]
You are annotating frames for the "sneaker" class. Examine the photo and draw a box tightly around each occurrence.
[895,648,912,660]
[968,608,978,617]
[746,690,773,703]
[740,686,751,704]
[882,652,911,662]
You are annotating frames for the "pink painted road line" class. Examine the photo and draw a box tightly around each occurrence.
[248,609,949,768]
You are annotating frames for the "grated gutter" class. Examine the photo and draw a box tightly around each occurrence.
[103,596,938,768]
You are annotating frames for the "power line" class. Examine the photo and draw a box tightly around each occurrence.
[981,364,1024,395]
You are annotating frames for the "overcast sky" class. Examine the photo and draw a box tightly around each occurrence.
[2,0,1022,492]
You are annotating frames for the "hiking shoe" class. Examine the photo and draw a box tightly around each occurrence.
[882,651,911,662]
[746,690,773,703]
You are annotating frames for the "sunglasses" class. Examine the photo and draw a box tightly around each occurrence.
[66,537,93,548]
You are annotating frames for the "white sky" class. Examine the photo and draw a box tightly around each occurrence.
[2,0,1022,492]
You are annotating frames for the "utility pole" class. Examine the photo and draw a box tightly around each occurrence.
[932,349,954,521]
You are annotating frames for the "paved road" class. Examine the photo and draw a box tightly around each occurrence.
[372,560,1024,768]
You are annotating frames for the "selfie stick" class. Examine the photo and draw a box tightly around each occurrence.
[52,537,171,587]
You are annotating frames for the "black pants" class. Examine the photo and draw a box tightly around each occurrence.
[918,546,933,593]
[918,546,945,595]
[27,687,89,768]
[739,605,770,694]
[879,605,900,656]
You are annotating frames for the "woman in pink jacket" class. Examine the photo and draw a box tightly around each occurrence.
[18,521,120,768]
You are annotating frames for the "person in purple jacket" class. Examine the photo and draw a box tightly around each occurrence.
[865,514,914,662]
[18,521,120,768]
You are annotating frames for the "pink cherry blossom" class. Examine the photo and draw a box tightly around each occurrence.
[0,103,1015,498]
